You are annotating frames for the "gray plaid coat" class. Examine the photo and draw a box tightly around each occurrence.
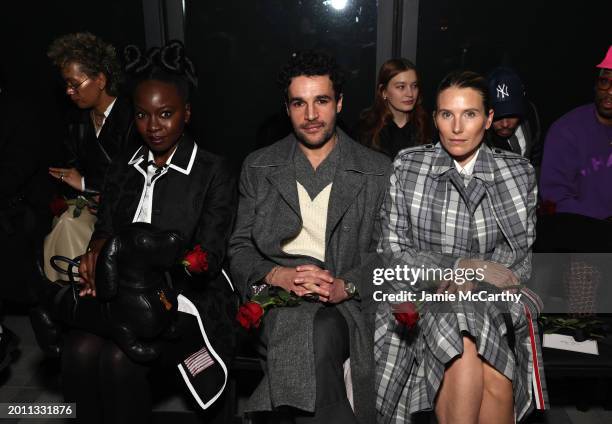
[374,143,548,423]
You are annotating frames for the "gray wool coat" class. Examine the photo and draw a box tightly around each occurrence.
[228,130,390,423]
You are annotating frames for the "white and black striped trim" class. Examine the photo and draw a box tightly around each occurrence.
[176,295,228,410]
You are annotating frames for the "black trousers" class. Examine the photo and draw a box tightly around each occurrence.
[264,306,357,424]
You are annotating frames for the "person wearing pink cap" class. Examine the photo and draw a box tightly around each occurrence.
[540,46,612,222]
[537,47,612,315]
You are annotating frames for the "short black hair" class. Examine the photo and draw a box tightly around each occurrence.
[48,32,122,97]
[277,49,345,102]
[124,41,198,103]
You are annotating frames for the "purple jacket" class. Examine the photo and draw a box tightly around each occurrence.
[540,103,612,220]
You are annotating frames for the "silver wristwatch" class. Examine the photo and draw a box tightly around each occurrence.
[344,281,357,299]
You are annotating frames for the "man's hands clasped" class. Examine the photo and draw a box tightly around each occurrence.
[265,264,350,304]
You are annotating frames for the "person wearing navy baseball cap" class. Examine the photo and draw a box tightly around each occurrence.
[486,67,543,172]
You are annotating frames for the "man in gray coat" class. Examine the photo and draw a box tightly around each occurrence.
[229,50,390,423]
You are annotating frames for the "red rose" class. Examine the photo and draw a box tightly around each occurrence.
[236,301,265,329]
[393,302,420,330]
[49,196,68,217]
[182,245,208,273]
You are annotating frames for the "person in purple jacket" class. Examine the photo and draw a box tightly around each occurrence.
[540,46,612,223]
[537,46,612,315]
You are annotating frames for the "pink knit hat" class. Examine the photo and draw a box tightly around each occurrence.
[596,46,612,69]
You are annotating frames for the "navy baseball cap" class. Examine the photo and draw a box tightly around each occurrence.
[487,67,525,119]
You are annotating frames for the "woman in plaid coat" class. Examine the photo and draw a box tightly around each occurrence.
[374,71,547,424]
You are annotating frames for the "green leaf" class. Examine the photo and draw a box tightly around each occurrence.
[75,196,87,208]
[277,290,290,302]
[287,297,301,306]
[251,293,267,303]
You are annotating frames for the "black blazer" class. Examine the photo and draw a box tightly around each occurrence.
[93,133,237,283]
[93,133,238,356]
[64,96,138,193]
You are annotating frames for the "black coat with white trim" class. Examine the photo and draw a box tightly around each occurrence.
[94,134,235,279]
[93,132,238,361]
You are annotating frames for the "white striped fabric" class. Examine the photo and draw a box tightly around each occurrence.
[184,346,215,377]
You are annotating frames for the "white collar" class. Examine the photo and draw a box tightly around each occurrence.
[454,148,480,176]
[128,139,197,176]
[146,145,178,167]
[103,98,117,118]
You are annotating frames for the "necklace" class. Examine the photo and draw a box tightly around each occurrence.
[91,110,105,132]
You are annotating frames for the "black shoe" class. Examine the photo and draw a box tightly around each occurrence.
[29,306,62,358]
[29,283,72,358]
[0,325,19,372]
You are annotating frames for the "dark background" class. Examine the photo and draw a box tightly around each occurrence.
[0,0,610,169]
[417,0,611,135]
[183,0,378,166]
[0,0,145,166]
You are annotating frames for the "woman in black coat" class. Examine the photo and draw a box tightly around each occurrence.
[356,58,430,159]
[44,33,137,283]
[69,43,238,424]
[47,32,136,194]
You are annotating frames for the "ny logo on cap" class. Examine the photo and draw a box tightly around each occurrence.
[496,83,510,100]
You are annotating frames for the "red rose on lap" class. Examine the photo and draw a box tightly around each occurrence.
[393,302,420,330]
[236,302,264,329]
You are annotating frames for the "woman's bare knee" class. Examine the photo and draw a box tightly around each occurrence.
[482,362,512,400]
[450,336,480,368]
[435,337,484,424]
[462,336,477,353]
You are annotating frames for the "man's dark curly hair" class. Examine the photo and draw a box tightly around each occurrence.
[278,50,345,102]
[48,32,122,96]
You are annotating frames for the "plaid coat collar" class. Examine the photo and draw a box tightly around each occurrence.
[395,141,536,262]
[430,143,496,183]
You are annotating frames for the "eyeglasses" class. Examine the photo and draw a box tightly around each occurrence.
[65,78,90,93]
[597,76,612,91]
